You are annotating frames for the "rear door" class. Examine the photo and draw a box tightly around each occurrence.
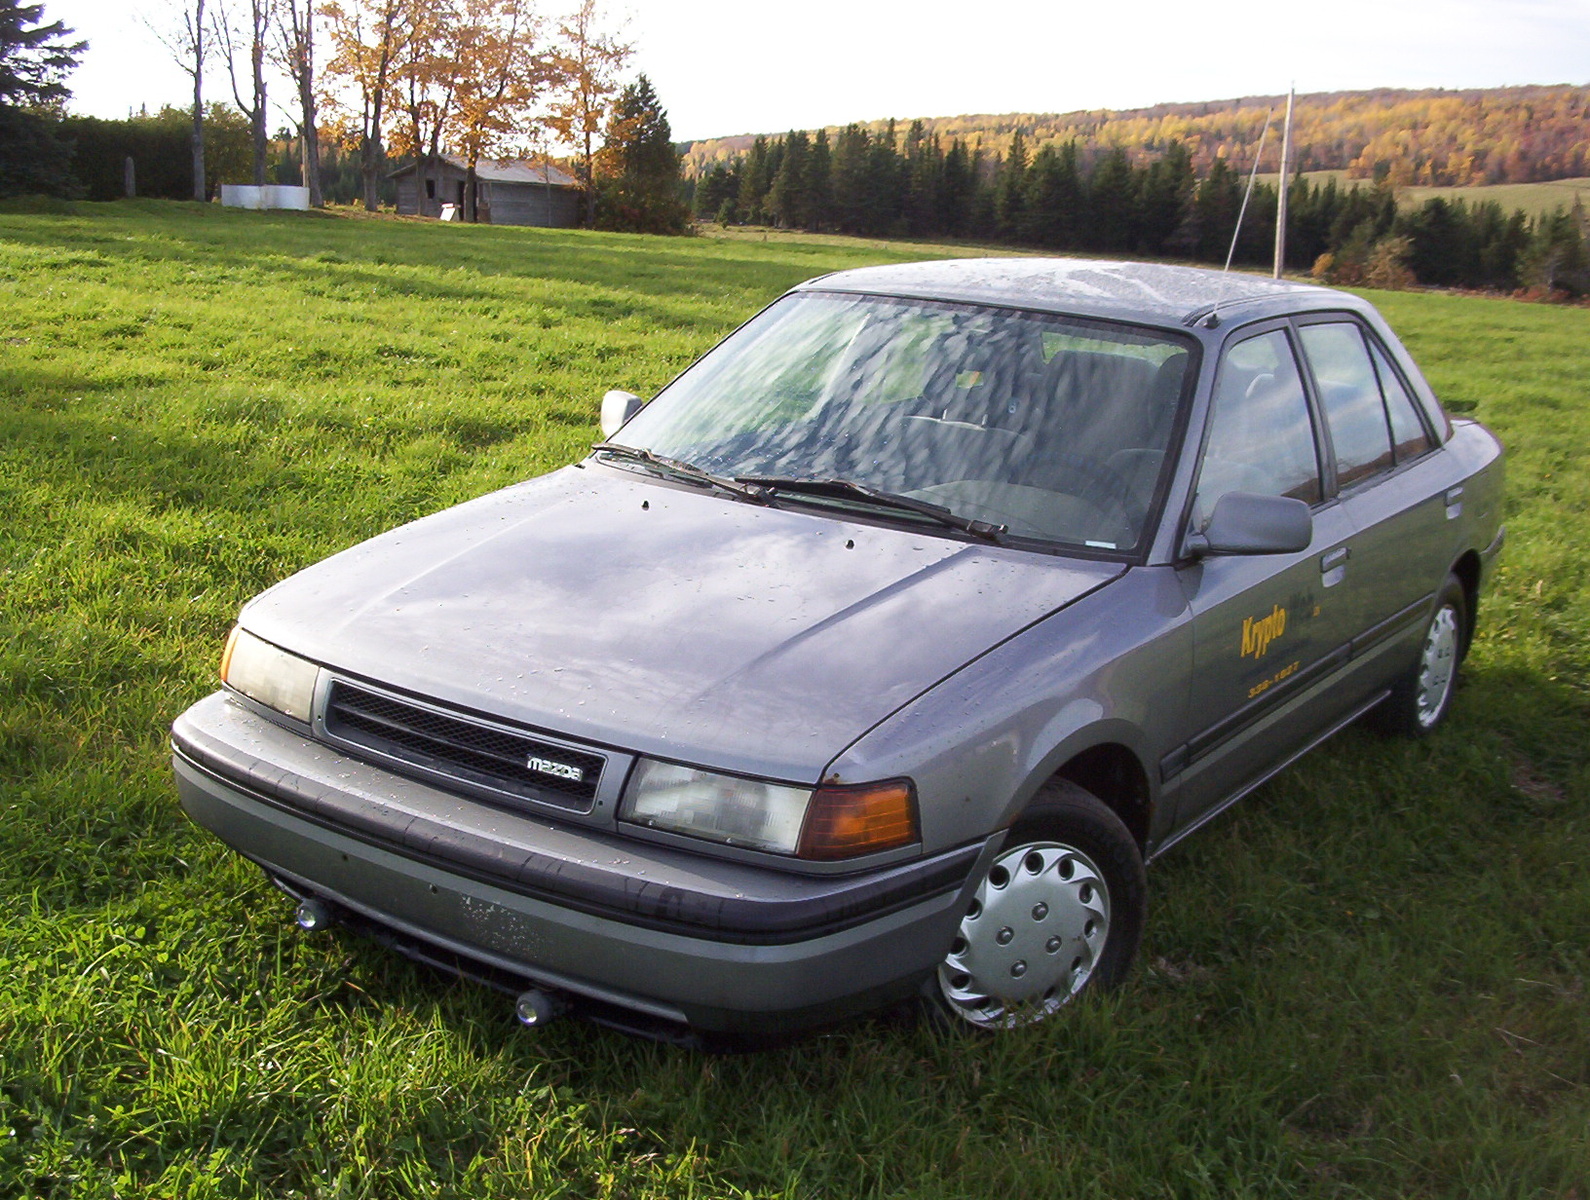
[1167,323,1360,831]
[1294,317,1457,683]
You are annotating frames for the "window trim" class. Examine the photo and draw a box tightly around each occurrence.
[1291,312,1439,497]
[1178,318,1331,553]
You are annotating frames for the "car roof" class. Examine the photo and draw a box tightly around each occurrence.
[793,256,1367,329]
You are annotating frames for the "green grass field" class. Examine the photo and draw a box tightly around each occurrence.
[1,201,1587,1199]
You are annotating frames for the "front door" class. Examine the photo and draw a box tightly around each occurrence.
[1168,325,1361,831]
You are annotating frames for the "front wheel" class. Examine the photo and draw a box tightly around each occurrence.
[1369,574,1468,737]
[932,780,1145,1030]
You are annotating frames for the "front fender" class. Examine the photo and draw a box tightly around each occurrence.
[825,567,1192,855]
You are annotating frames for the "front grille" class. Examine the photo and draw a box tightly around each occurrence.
[323,680,604,812]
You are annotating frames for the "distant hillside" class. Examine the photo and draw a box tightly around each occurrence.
[681,85,1590,186]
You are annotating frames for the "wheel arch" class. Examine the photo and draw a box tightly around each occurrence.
[1450,548,1482,657]
[1047,741,1153,853]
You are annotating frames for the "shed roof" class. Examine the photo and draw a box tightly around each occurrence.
[389,155,579,188]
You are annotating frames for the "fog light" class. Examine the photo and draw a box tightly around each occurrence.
[515,989,565,1027]
[294,898,333,931]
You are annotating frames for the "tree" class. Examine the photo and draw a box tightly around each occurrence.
[322,0,408,210]
[545,0,629,228]
[593,74,687,233]
[765,128,808,229]
[993,127,1026,241]
[273,0,320,204]
[0,0,81,105]
[214,0,273,186]
[146,0,209,200]
[447,0,543,222]
[0,1,83,198]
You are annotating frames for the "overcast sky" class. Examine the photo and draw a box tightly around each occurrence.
[47,0,1590,143]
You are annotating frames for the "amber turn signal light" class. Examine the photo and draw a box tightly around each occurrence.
[219,626,241,682]
[797,779,919,860]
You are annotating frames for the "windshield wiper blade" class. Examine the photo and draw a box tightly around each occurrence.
[734,475,1006,541]
[592,443,770,504]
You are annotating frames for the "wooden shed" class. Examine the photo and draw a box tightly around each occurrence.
[391,156,582,227]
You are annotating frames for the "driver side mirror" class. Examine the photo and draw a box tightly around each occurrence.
[1186,492,1312,557]
[600,390,644,438]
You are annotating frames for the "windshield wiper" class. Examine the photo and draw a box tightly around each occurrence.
[592,443,770,504]
[734,475,1006,541]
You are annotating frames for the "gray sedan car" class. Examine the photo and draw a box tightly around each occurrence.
[172,258,1504,1041]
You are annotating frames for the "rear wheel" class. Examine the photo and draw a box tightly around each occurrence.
[932,780,1145,1030]
[1370,574,1467,737]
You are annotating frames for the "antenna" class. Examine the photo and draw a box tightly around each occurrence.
[1202,106,1275,328]
[1225,107,1274,273]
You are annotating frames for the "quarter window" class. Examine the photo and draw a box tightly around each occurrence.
[1299,322,1394,488]
[1194,329,1321,527]
[1369,341,1433,462]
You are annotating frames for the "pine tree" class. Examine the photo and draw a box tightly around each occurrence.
[1135,140,1193,255]
[0,0,82,197]
[802,128,832,231]
[1088,147,1135,252]
[594,74,687,233]
[766,129,809,229]
[993,127,1027,241]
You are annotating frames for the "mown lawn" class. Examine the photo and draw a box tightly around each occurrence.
[1,201,1586,1199]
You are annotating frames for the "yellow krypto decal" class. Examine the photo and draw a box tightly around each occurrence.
[1241,604,1287,658]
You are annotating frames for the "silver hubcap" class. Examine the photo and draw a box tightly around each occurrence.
[937,841,1110,1028]
[1415,604,1460,728]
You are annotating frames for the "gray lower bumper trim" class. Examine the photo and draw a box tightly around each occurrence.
[175,735,980,946]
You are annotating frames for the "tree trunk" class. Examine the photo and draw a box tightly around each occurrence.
[299,82,322,206]
[250,13,267,186]
[296,4,321,206]
[361,134,381,211]
[191,61,206,200]
[466,160,478,222]
[582,127,594,227]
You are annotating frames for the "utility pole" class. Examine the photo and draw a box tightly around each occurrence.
[1273,85,1295,279]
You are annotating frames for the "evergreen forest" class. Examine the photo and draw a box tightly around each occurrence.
[688,121,1590,295]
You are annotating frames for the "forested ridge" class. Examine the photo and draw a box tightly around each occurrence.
[687,121,1590,295]
[683,85,1590,188]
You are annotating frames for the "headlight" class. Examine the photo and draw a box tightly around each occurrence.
[220,627,319,722]
[619,758,918,859]
[620,759,811,853]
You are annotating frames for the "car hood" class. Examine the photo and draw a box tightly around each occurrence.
[242,465,1123,782]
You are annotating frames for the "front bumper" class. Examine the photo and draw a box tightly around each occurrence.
[173,692,996,1037]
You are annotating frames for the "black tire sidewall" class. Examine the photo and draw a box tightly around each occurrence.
[1373,573,1468,737]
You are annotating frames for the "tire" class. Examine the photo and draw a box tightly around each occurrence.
[929,779,1146,1030]
[1369,574,1467,737]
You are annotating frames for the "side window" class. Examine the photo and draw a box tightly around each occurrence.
[1369,341,1433,462]
[1193,329,1321,527]
[1299,322,1393,488]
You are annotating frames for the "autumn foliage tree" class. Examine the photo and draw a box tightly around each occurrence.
[446,0,542,222]
[545,0,629,228]
[322,0,409,210]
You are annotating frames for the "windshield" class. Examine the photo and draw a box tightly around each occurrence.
[608,292,1195,553]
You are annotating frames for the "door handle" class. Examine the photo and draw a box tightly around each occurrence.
[1445,485,1464,519]
[1320,545,1349,586]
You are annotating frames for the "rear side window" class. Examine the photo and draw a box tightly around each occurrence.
[1369,340,1433,462]
[1194,329,1321,527]
[1299,322,1393,488]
